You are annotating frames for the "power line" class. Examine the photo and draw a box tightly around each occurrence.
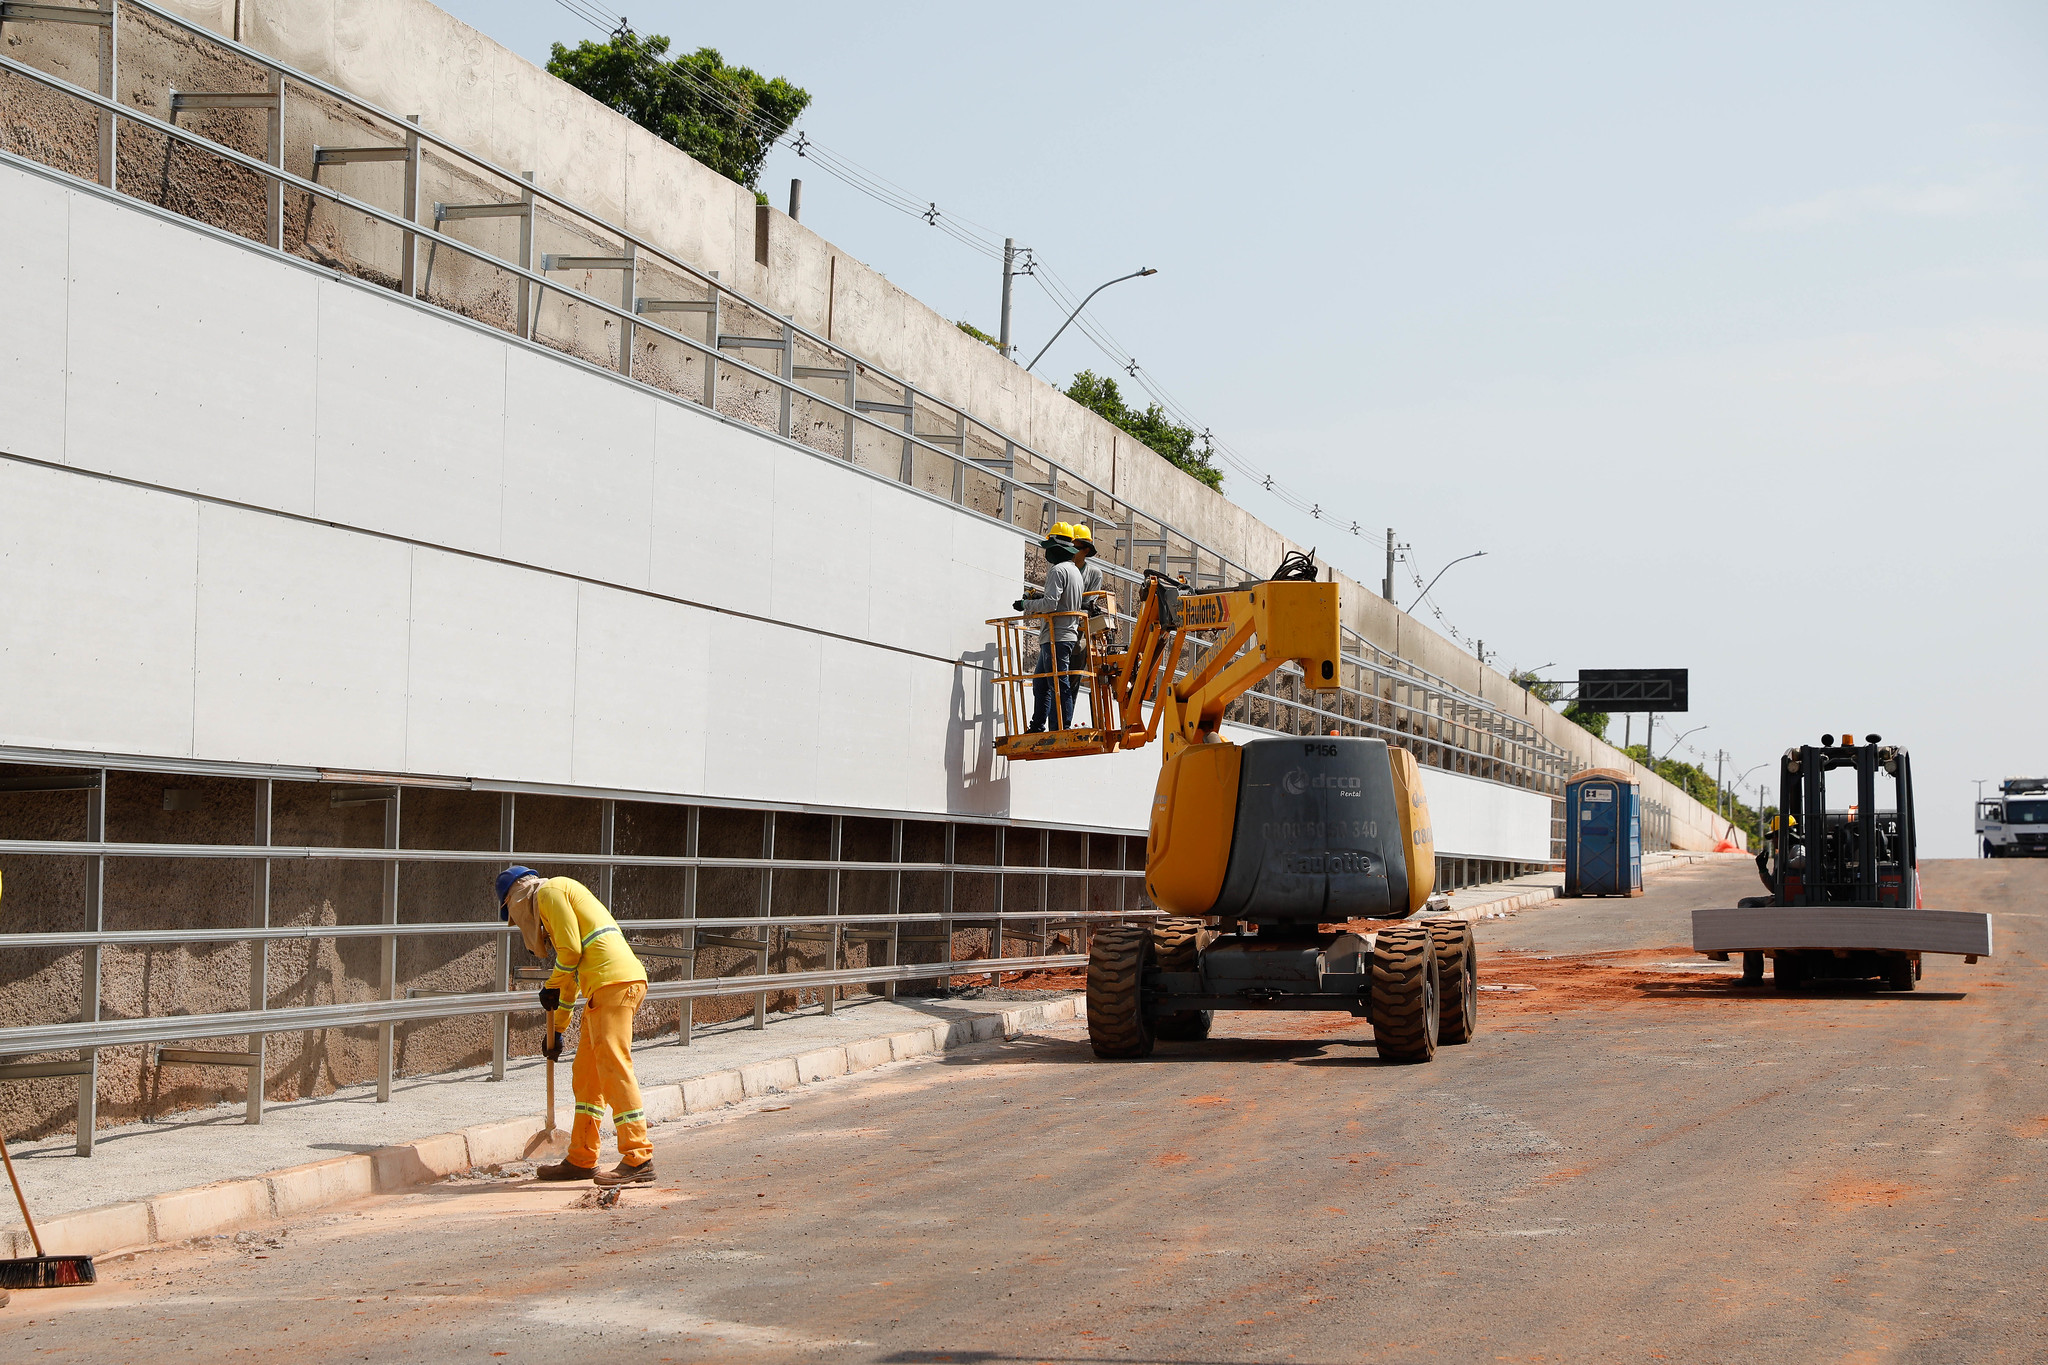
[548,1,1479,639]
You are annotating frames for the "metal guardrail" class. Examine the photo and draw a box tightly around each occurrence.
[0,0,1577,800]
[0,766,1137,1154]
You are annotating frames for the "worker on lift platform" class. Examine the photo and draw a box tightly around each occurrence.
[497,866,655,1186]
[1013,524,1086,732]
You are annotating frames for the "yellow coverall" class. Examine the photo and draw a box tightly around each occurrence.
[536,876,652,1168]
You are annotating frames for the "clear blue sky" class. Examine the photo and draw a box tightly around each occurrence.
[435,0,2048,857]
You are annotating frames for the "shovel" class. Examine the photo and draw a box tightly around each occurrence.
[522,1019,569,1164]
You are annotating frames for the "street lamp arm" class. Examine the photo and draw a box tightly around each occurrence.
[1405,551,1486,613]
[1025,268,1157,371]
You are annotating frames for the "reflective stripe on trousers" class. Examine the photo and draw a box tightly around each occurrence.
[569,979,651,1167]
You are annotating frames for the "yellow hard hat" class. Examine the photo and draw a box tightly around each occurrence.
[1069,524,1096,552]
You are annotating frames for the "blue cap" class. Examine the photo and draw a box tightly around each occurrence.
[496,866,541,919]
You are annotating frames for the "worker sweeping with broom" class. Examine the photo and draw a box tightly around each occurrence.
[496,867,655,1186]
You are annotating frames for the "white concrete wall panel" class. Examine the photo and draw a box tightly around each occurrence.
[766,443,874,640]
[499,350,657,589]
[191,503,412,770]
[1420,766,1554,864]
[0,459,199,757]
[401,549,579,781]
[0,169,69,465]
[698,614,821,804]
[311,280,507,558]
[649,402,775,619]
[2,167,1571,853]
[813,638,916,813]
[61,192,319,513]
[568,581,709,795]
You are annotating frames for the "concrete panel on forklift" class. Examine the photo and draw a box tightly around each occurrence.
[1692,906,1992,957]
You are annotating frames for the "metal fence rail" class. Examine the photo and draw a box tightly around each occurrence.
[0,0,1580,800]
[0,758,1140,1153]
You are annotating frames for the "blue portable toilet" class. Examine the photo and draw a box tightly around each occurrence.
[1564,768,1642,898]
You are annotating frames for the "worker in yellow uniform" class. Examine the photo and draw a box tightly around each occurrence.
[497,866,654,1186]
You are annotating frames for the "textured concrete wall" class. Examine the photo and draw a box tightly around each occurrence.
[0,0,1739,848]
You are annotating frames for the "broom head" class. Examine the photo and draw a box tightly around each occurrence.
[0,1255,96,1289]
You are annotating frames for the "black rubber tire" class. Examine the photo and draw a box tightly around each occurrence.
[1426,920,1478,1045]
[1147,918,1212,1040]
[1150,917,1207,972]
[1773,950,1804,992]
[1886,955,1917,992]
[1152,1009,1214,1041]
[1741,951,1765,986]
[1371,923,1440,1063]
[1086,924,1154,1059]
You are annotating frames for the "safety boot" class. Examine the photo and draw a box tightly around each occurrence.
[535,1159,596,1182]
[592,1158,655,1187]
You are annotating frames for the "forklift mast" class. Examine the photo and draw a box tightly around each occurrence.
[1773,738,1917,911]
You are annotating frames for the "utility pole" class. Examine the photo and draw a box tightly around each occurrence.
[998,238,1016,360]
[1715,749,1726,818]
[1383,529,1400,602]
[788,178,802,223]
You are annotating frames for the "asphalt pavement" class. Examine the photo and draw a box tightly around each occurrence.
[4,856,2041,1364]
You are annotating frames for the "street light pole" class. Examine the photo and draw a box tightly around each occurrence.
[1659,723,1707,765]
[1405,551,1487,613]
[1026,267,1158,371]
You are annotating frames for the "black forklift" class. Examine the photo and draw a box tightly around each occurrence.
[1694,735,1991,990]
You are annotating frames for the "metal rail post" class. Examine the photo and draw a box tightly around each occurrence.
[680,806,698,1045]
[885,820,903,999]
[753,811,773,1029]
[97,0,116,189]
[77,770,106,1155]
[823,815,842,1015]
[377,789,400,1102]
[939,823,955,991]
[491,793,514,1080]
[247,778,270,1124]
[399,115,421,297]
[516,171,536,338]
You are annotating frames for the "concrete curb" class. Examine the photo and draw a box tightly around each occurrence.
[4,995,1083,1261]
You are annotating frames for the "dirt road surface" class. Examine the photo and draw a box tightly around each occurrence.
[4,857,2041,1363]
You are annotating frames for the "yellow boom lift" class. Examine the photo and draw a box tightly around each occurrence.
[988,560,1477,1061]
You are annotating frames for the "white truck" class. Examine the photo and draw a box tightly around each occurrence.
[1977,777,2048,858]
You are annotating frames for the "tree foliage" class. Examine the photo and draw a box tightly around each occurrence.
[1512,669,1608,741]
[547,32,809,191]
[1064,371,1223,491]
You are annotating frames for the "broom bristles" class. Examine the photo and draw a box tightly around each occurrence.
[0,1255,96,1289]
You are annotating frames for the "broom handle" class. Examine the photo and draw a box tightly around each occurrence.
[544,1021,556,1130]
[0,1125,45,1258]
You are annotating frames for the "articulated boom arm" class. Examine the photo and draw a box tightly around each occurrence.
[1116,576,1345,756]
[988,572,1344,762]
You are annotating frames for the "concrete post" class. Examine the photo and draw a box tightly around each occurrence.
[788,178,802,221]
[999,238,1016,360]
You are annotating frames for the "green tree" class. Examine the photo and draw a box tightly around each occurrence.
[547,31,809,191]
[1512,669,1608,741]
[1064,371,1223,491]
[1561,700,1610,741]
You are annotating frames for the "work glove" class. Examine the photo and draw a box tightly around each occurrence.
[537,987,560,1013]
[542,1031,564,1062]
[1012,599,1026,612]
